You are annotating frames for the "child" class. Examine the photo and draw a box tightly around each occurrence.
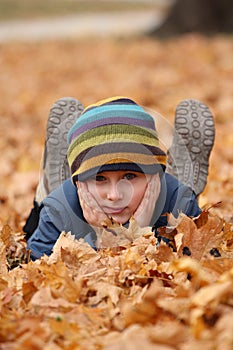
[25,96,215,260]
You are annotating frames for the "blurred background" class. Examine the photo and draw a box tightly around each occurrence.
[0,0,232,230]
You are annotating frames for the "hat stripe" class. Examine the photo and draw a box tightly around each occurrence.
[68,123,158,156]
[70,143,166,173]
[68,105,153,142]
[72,153,167,178]
[68,133,159,166]
[83,103,144,117]
[69,116,155,142]
[68,134,159,165]
[82,96,138,112]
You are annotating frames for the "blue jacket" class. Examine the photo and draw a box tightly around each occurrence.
[27,173,201,260]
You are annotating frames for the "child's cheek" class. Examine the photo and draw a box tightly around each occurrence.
[86,182,104,203]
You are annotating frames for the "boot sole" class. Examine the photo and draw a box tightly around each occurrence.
[166,99,215,195]
[43,97,84,193]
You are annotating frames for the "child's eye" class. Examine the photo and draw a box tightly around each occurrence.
[95,175,106,182]
[123,173,136,180]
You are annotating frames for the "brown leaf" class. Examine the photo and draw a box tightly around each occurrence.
[48,231,99,266]
[22,281,38,304]
[87,281,122,307]
[0,224,11,247]
[99,218,154,248]
[104,324,176,350]
[0,240,8,275]
[191,279,233,309]
[174,212,224,261]
[29,286,75,309]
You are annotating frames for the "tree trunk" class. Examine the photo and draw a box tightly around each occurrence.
[150,0,233,37]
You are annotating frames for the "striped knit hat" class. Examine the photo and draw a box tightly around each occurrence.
[67,97,167,181]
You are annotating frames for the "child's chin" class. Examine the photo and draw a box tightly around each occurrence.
[111,215,130,225]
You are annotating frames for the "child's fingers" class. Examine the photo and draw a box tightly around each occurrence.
[133,173,161,227]
[80,195,105,224]
[78,182,102,212]
[77,181,108,226]
[148,173,161,198]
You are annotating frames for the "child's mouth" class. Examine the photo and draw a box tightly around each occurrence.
[104,207,126,215]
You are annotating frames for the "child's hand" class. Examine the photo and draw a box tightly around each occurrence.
[77,181,108,227]
[133,173,161,228]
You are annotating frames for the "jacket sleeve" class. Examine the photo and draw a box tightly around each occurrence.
[152,174,201,229]
[27,180,96,260]
[169,182,201,218]
[26,181,80,260]
[27,206,61,260]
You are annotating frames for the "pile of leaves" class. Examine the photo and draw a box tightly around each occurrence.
[0,210,233,349]
[0,34,232,224]
[0,33,232,349]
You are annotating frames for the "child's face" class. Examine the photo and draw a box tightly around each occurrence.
[84,170,151,225]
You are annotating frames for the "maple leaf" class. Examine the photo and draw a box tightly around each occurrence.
[0,240,8,275]
[0,224,11,247]
[98,217,154,248]
[0,224,29,269]
[36,260,83,303]
[103,324,177,350]
[170,257,213,286]
[86,281,122,307]
[173,211,224,261]
[121,279,165,326]
[29,285,75,309]
[47,231,99,266]
[191,278,233,308]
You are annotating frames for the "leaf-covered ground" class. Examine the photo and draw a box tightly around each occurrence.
[0,34,233,349]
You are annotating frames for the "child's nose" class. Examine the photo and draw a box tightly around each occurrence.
[107,183,123,201]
